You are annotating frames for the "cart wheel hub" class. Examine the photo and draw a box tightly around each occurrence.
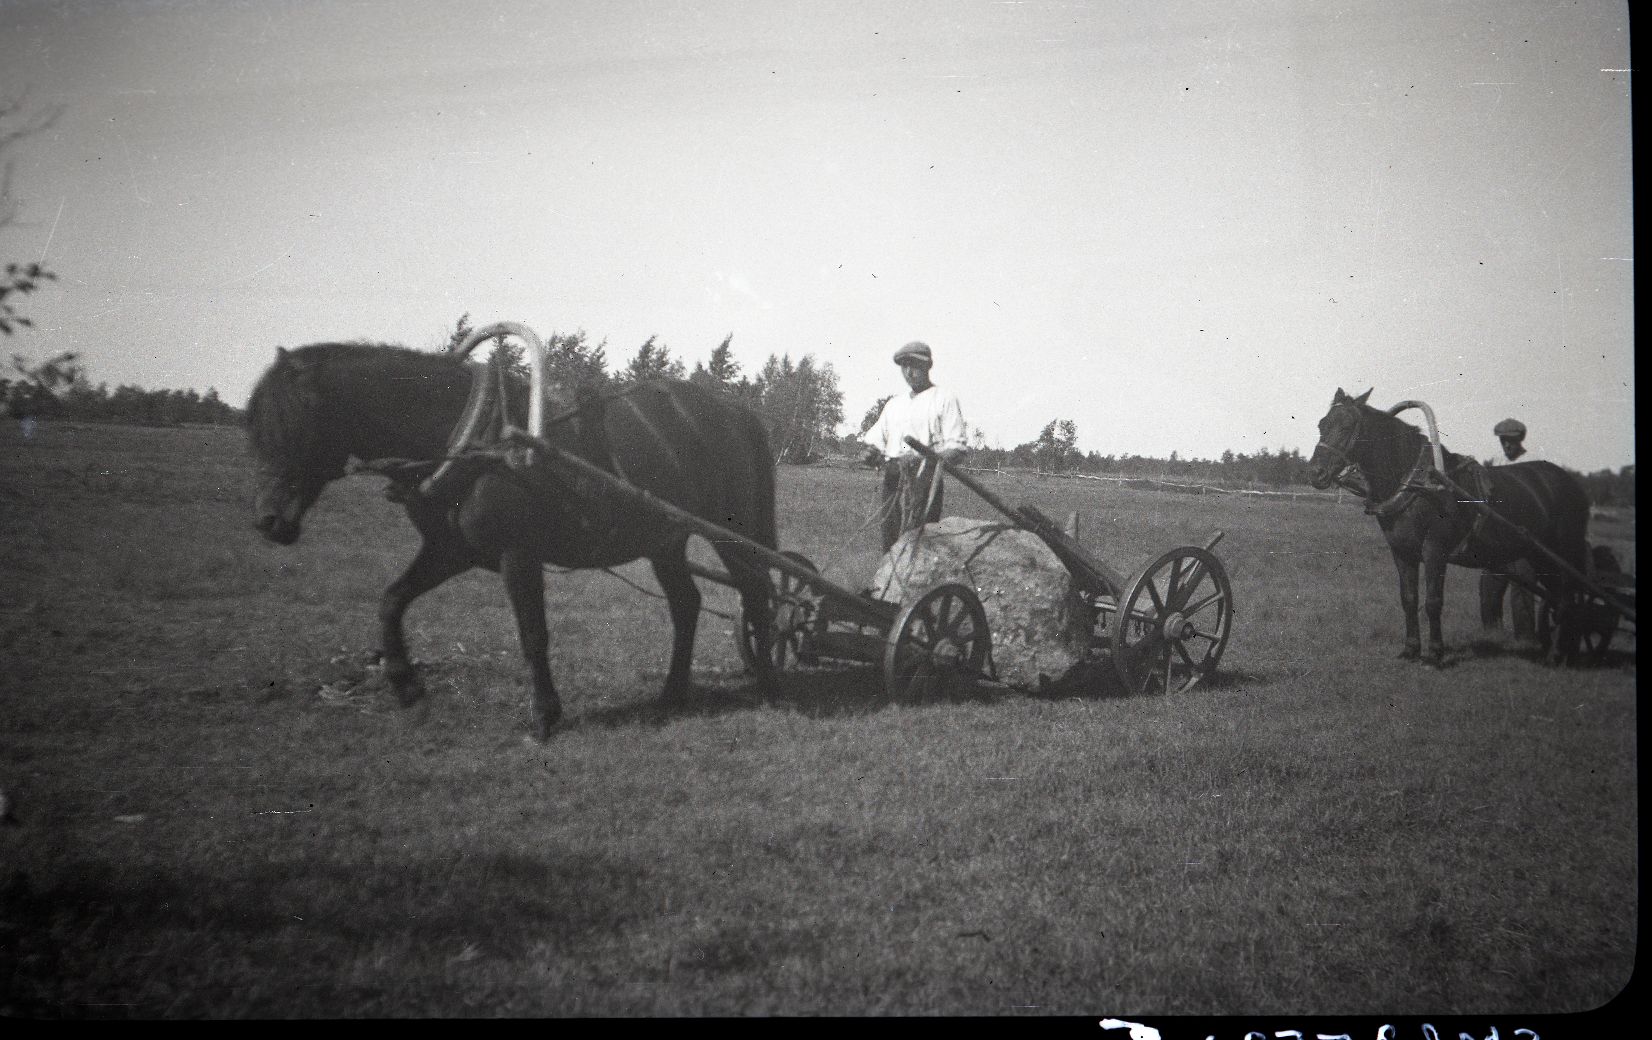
[1163,612,1194,641]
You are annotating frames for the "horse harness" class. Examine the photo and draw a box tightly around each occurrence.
[357,355,638,526]
[1317,406,1493,554]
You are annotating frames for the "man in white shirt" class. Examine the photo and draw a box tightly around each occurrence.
[861,341,968,552]
[1479,417,1539,643]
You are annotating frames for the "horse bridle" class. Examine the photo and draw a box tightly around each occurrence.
[1314,404,1368,494]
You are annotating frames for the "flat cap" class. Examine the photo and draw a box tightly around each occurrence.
[893,341,932,366]
[1494,418,1526,439]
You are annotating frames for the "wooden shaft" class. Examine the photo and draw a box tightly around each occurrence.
[1019,505,1129,594]
[1438,474,1636,622]
[501,428,898,628]
[1173,531,1227,603]
[903,436,1126,594]
[685,561,735,588]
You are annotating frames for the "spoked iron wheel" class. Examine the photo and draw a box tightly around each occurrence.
[882,582,991,701]
[1578,598,1620,660]
[1543,591,1620,664]
[1112,546,1232,696]
[739,551,822,672]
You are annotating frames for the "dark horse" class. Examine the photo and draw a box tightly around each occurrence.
[1306,388,1591,666]
[247,338,779,739]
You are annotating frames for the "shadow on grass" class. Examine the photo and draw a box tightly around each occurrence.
[1018,658,1256,701]
[1194,666,1264,687]
[1463,635,1636,670]
[572,663,1034,731]
[1,841,654,1017]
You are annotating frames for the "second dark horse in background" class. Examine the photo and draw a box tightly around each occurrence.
[246,336,780,739]
[1307,388,1591,667]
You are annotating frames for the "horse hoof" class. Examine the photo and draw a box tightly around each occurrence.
[659,683,693,705]
[396,697,431,728]
[388,673,425,708]
[394,686,425,709]
[529,715,561,743]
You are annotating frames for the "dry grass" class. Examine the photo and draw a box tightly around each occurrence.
[0,420,1636,1019]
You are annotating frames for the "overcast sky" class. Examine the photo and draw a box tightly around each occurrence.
[0,0,1633,470]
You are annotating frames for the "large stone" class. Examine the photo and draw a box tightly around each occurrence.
[870,516,1092,690]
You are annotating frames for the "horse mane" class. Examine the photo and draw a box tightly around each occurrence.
[247,341,460,469]
[1352,398,1479,478]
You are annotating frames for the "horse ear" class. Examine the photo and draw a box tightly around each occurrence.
[278,347,321,375]
[1333,387,1348,403]
[1354,388,1373,405]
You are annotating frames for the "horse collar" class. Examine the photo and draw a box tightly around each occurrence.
[1364,444,1453,520]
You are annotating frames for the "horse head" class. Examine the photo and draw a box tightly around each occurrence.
[247,346,352,545]
[1307,387,1373,491]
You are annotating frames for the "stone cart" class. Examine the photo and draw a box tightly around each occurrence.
[729,438,1235,699]
[901,437,1234,696]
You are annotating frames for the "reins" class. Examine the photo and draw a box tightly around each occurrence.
[1315,405,1369,497]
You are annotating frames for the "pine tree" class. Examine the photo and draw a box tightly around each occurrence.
[619,336,686,385]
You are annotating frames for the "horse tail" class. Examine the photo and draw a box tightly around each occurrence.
[1554,464,1593,570]
[744,404,779,551]
[1505,462,1593,583]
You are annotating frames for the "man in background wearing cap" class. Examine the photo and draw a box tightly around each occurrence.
[861,341,968,552]
[1488,418,1539,466]
[1480,417,1541,643]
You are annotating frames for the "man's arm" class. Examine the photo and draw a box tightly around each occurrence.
[935,389,969,464]
[861,401,892,467]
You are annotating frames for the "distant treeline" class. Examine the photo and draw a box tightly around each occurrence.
[964,443,1636,509]
[901,415,1637,508]
[5,379,243,426]
[1573,466,1637,509]
[967,441,1318,489]
[7,339,1634,508]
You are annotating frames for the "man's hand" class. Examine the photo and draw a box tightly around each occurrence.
[861,445,885,468]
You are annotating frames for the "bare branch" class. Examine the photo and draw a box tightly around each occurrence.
[1,92,64,230]
[0,93,64,334]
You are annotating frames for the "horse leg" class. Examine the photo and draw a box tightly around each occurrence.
[1478,570,1506,632]
[1550,492,1593,666]
[650,543,703,703]
[379,538,474,706]
[717,546,780,700]
[1392,550,1422,660]
[1421,539,1449,667]
[1508,558,1540,645]
[500,547,561,741]
[1539,576,1580,666]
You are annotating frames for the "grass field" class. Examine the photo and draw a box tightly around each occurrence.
[0,420,1636,1018]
